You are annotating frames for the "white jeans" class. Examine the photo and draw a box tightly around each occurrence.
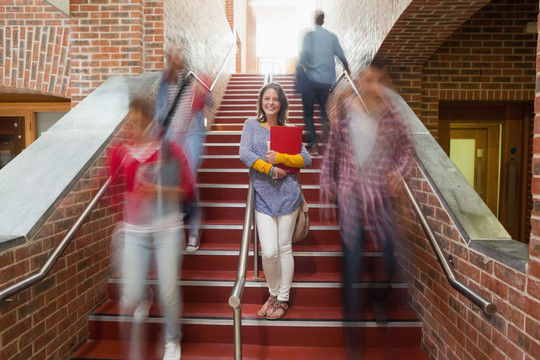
[120,226,183,342]
[255,208,298,302]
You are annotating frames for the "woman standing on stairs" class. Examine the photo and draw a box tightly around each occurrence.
[239,82,312,320]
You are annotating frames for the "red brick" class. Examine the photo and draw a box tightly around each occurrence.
[529,258,540,279]
[526,276,540,299]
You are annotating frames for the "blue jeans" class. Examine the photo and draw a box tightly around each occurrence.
[121,226,184,342]
[183,114,206,237]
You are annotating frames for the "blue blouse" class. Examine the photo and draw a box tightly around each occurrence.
[239,118,311,216]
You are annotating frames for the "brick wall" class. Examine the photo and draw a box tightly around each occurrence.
[162,0,234,120]
[530,6,540,359]
[225,0,234,30]
[0,124,127,360]
[246,1,257,73]
[143,1,164,72]
[1,0,233,105]
[322,0,412,75]
[0,1,71,97]
[70,0,146,103]
[420,0,537,136]
[394,161,540,360]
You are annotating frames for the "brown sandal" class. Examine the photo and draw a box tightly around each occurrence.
[266,301,289,320]
[257,295,277,317]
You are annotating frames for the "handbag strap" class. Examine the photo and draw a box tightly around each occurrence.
[162,77,188,134]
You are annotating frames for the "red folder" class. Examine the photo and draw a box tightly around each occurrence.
[270,126,303,174]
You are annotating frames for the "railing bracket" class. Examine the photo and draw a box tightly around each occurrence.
[448,254,455,267]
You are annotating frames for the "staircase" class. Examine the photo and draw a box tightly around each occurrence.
[70,74,428,359]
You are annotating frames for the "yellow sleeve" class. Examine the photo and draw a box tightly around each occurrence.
[275,152,305,168]
[252,159,273,175]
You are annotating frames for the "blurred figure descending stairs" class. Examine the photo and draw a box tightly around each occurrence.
[70,74,428,359]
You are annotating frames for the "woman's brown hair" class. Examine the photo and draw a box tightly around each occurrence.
[257,82,289,126]
[129,97,154,123]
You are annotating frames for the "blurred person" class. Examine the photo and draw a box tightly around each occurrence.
[110,97,195,360]
[184,73,212,253]
[298,9,350,155]
[239,82,312,320]
[155,47,212,253]
[155,46,188,133]
[320,63,413,359]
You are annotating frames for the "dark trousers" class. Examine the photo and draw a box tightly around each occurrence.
[341,221,396,359]
[301,80,331,148]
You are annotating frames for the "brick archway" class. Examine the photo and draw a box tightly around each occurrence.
[374,0,490,66]
[0,17,71,98]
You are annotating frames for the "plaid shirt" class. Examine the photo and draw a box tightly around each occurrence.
[320,94,413,250]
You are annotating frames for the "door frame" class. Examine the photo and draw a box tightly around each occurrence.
[0,102,71,147]
[439,101,532,242]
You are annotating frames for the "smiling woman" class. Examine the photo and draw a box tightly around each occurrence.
[239,81,311,320]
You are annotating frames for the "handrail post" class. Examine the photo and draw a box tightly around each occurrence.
[228,181,255,360]
[233,306,243,360]
[253,208,259,279]
[228,74,271,359]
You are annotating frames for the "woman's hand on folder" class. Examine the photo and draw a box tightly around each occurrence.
[265,150,278,164]
[274,167,288,179]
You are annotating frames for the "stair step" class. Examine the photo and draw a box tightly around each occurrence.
[95,282,414,318]
[211,115,312,125]
[196,168,322,185]
[199,155,323,169]
[181,223,344,247]
[71,339,429,360]
[87,314,422,347]
[109,251,396,277]
[106,281,411,309]
[109,267,398,284]
[195,201,335,222]
[197,183,324,202]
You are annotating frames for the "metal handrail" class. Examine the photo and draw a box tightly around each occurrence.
[333,69,496,316]
[228,182,255,360]
[330,70,369,113]
[186,38,236,93]
[228,73,271,360]
[186,71,211,92]
[210,39,237,92]
[400,173,497,315]
[0,173,117,302]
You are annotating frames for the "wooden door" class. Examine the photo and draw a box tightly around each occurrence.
[449,123,501,215]
[439,102,532,242]
[0,116,25,169]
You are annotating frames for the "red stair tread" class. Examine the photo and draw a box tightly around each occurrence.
[195,241,344,252]
[196,219,340,226]
[111,269,401,283]
[71,340,428,360]
[93,298,419,322]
